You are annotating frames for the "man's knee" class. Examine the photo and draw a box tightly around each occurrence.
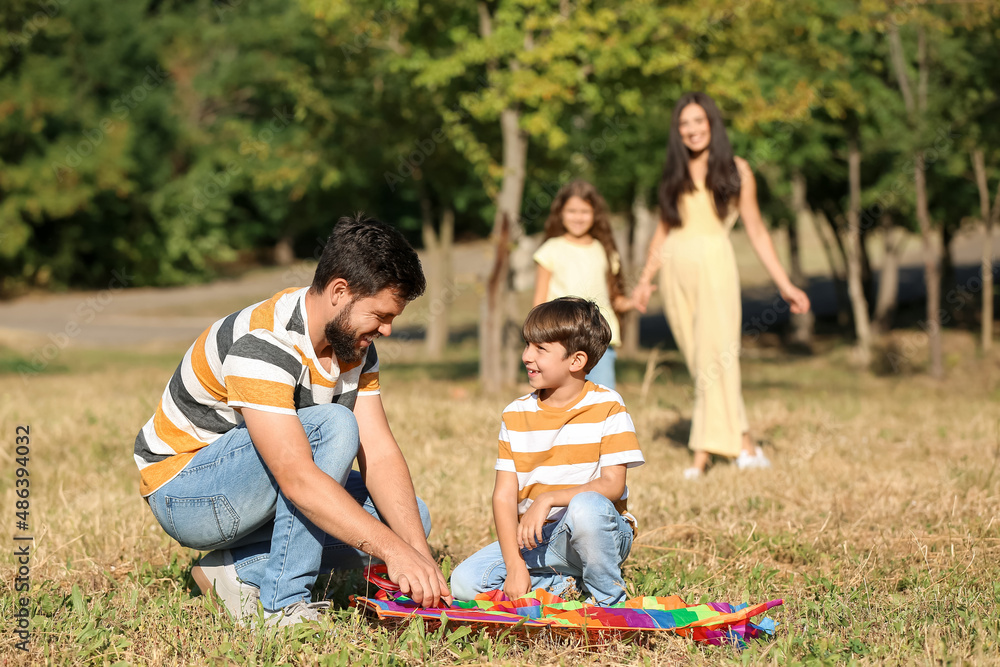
[301,402,357,427]
[300,403,360,469]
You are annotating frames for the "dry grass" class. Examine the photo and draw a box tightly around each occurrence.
[2,330,1000,665]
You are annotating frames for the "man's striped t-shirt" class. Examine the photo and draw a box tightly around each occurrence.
[134,287,379,496]
[495,381,645,522]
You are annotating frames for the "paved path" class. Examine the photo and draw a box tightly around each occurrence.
[0,228,994,350]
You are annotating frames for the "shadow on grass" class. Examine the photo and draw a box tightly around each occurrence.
[315,570,368,609]
[742,379,807,391]
[616,357,692,387]
[392,323,479,347]
[660,419,691,448]
[382,359,479,382]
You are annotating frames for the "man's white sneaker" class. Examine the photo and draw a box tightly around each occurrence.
[264,600,331,628]
[191,550,260,623]
[735,445,772,470]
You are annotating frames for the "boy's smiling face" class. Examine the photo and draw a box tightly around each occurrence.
[522,340,587,396]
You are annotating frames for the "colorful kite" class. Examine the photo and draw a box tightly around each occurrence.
[351,566,781,646]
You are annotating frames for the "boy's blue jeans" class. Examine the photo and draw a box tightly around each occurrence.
[449,492,633,605]
[145,403,431,612]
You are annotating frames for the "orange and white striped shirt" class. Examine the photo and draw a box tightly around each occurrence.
[495,381,644,522]
[133,287,379,496]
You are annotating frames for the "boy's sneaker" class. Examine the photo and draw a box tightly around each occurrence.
[682,467,703,480]
[191,550,260,623]
[264,600,331,628]
[736,445,772,470]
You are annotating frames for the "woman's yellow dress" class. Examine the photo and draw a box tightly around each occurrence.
[659,183,748,458]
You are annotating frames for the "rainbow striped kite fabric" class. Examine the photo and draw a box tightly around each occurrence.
[351,567,781,646]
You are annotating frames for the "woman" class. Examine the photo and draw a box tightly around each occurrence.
[632,92,810,479]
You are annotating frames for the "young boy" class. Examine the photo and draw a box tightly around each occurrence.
[450,297,645,605]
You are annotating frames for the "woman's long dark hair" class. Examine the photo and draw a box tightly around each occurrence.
[543,180,626,311]
[658,92,741,228]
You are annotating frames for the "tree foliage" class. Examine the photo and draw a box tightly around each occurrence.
[0,0,996,323]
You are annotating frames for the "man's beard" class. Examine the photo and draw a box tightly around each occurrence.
[324,299,378,364]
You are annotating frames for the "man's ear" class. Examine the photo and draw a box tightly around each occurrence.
[569,350,589,372]
[327,278,351,307]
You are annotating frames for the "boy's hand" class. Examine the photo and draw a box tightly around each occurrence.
[517,496,552,550]
[503,563,532,600]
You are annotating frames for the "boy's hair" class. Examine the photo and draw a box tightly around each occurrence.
[311,214,426,301]
[522,297,612,373]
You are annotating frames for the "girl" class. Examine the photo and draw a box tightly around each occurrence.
[631,92,810,479]
[533,180,632,389]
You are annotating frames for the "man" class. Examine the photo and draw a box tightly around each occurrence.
[134,215,450,626]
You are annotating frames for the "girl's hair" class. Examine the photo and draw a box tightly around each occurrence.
[543,180,626,310]
[658,92,741,229]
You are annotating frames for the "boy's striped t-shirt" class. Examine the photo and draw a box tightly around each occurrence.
[133,287,380,496]
[495,381,645,522]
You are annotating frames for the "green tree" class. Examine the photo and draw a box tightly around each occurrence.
[1,0,177,289]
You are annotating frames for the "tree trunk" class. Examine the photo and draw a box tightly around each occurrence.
[621,187,656,357]
[481,213,512,392]
[788,214,805,288]
[915,27,944,379]
[872,215,906,336]
[479,107,528,391]
[274,235,295,266]
[889,22,943,379]
[828,216,850,283]
[815,211,851,327]
[845,139,872,366]
[972,149,998,352]
[915,153,943,379]
[941,223,956,295]
[421,198,454,361]
[859,223,874,303]
[788,171,815,349]
[477,3,529,391]
[811,210,845,283]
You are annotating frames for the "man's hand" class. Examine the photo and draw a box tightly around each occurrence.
[517,496,552,550]
[503,562,532,600]
[384,544,451,608]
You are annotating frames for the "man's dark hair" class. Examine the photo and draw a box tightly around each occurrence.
[311,214,426,301]
[522,297,612,373]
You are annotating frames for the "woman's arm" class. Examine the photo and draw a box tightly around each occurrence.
[532,264,551,307]
[630,221,669,314]
[735,158,811,314]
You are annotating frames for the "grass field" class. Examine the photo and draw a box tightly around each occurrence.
[2,273,1000,665]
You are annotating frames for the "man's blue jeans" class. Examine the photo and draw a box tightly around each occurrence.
[449,492,633,605]
[146,403,431,612]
